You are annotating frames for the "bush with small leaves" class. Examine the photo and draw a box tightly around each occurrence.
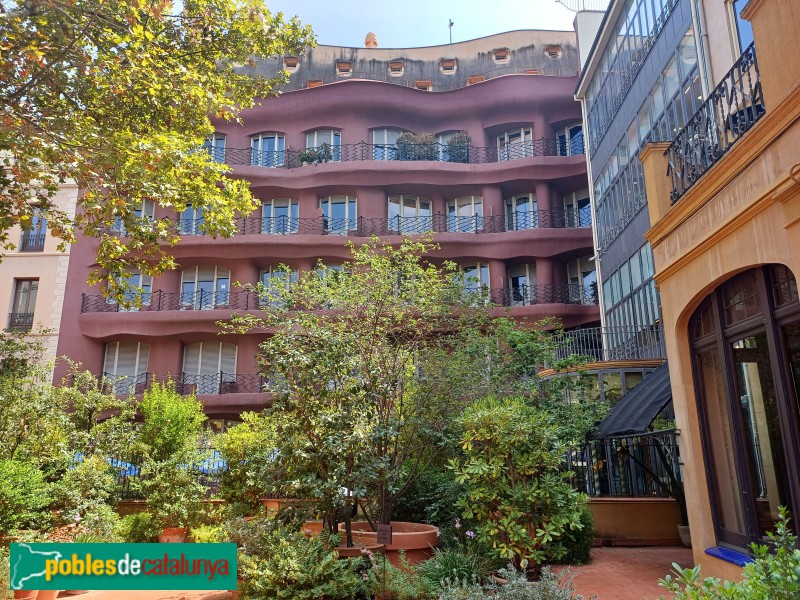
[0,459,51,532]
[115,512,161,543]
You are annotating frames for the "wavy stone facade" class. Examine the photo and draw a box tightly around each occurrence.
[55,30,599,421]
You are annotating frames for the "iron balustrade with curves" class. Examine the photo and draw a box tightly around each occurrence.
[98,371,267,396]
[81,284,598,315]
[170,208,592,239]
[550,324,666,363]
[666,43,764,204]
[7,312,34,332]
[207,136,584,169]
[81,289,262,313]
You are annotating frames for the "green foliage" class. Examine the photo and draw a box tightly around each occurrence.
[299,143,334,164]
[0,0,314,294]
[190,524,225,543]
[138,457,206,529]
[366,551,436,600]
[216,412,277,516]
[51,455,120,538]
[0,459,52,532]
[227,517,360,599]
[416,547,492,593]
[445,131,471,164]
[544,499,594,566]
[395,132,438,160]
[659,507,800,599]
[438,578,486,600]
[389,463,463,530]
[116,512,161,543]
[491,566,590,600]
[137,381,206,460]
[451,397,585,569]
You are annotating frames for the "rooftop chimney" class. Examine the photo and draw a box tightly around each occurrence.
[365,32,378,48]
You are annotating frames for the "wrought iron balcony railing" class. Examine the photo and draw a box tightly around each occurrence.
[6,312,34,332]
[207,136,584,170]
[552,324,666,363]
[99,372,265,396]
[81,283,598,314]
[564,429,681,498]
[172,208,592,238]
[19,232,46,252]
[667,43,765,203]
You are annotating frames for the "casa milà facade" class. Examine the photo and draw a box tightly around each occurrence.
[55,30,599,428]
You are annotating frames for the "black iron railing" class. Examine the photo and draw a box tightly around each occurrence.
[667,43,764,203]
[81,284,598,314]
[565,429,681,498]
[172,208,592,238]
[208,136,584,170]
[98,372,265,396]
[6,312,34,332]
[552,325,666,362]
[19,232,46,252]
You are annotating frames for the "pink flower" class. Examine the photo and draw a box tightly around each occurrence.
[454,518,461,530]
[466,530,476,539]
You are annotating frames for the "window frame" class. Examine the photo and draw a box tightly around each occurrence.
[447,196,484,233]
[251,132,286,167]
[180,265,231,309]
[262,199,299,234]
[320,195,357,235]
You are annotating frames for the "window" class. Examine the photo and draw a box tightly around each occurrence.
[492,48,510,64]
[568,257,597,305]
[306,130,341,162]
[467,75,484,86]
[182,342,238,395]
[732,0,754,53]
[564,190,591,228]
[260,268,298,308]
[251,133,285,167]
[262,199,298,234]
[203,134,225,163]
[20,207,46,252]
[103,341,149,394]
[508,264,536,306]
[497,128,532,161]
[414,80,432,91]
[179,204,204,235]
[336,61,352,76]
[321,195,356,234]
[387,196,432,234]
[8,279,37,331]
[108,270,153,311]
[545,45,562,58]
[439,59,457,74]
[447,196,483,233]
[373,128,405,160]
[181,266,230,309]
[283,56,299,72]
[388,61,404,76]
[556,123,584,156]
[691,266,800,550]
[436,131,470,162]
[505,194,537,230]
[113,199,155,236]
[458,263,491,303]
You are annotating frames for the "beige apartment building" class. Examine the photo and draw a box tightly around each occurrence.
[1,183,78,367]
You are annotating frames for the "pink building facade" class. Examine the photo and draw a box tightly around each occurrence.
[55,31,599,425]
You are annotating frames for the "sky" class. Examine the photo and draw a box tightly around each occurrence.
[266,0,583,49]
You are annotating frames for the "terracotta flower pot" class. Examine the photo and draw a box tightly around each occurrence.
[334,542,384,559]
[339,521,439,566]
[34,592,59,600]
[13,591,38,600]
[157,527,188,543]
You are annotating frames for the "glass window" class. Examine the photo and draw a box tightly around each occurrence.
[182,342,238,394]
[262,199,299,234]
[306,130,342,162]
[179,204,204,235]
[204,134,225,163]
[109,270,153,311]
[181,266,230,309]
[321,195,357,234]
[251,133,285,167]
[103,341,149,394]
[113,199,155,235]
[388,196,432,234]
[260,268,298,308]
[448,196,483,233]
[505,194,537,230]
[733,0,754,53]
[9,279,38,330]
[497,128,532,161]
[458,263,491,304]
[373,128,405,160]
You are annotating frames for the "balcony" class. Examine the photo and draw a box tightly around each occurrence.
[552,325,666,363]
[172,208,592,239]
[6,312,34,332]
[208,137,584,170]
[666,43,765,203]
[19,232,46,252]
[100,372,265,396]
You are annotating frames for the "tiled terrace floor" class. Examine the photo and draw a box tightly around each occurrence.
[55,546,693,600]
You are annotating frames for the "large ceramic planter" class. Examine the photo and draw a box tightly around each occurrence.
[34,592,59,600]
[334,542,384,559]
[677,524,692,548]
[339,521,439,566]
[157,527,188,543]
[13,591,38,600]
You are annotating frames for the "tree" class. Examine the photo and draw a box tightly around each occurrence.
[0,0,314,299]
[227,236,494,541]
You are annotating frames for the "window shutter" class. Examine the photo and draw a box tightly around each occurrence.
[183,343,201,376]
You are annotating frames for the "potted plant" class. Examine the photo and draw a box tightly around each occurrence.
[446,130,471,163]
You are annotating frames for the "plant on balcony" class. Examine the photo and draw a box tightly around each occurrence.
[446,131,471,163]
[298,142,333,165]
[394,131,438,161]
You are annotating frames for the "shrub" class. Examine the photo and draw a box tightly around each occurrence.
[438,577,486,600]
[544,499,593,565]
[659,506,800,599]
[138,456,206,529]
[116,512,161,543]
[191,523,224,543]
[52,455,118,524]
[451,397,585,569]
[228,517,361,600]
[0,459,51,532]
[137,381,205,460]
[416,547,492,593]
[390,463,462,530]
[491,565,590,600]
[366,551,436,600]
[445,131,471,164]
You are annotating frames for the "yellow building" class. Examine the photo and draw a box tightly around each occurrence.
[0,183,77,367]
[641,0,800,579]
